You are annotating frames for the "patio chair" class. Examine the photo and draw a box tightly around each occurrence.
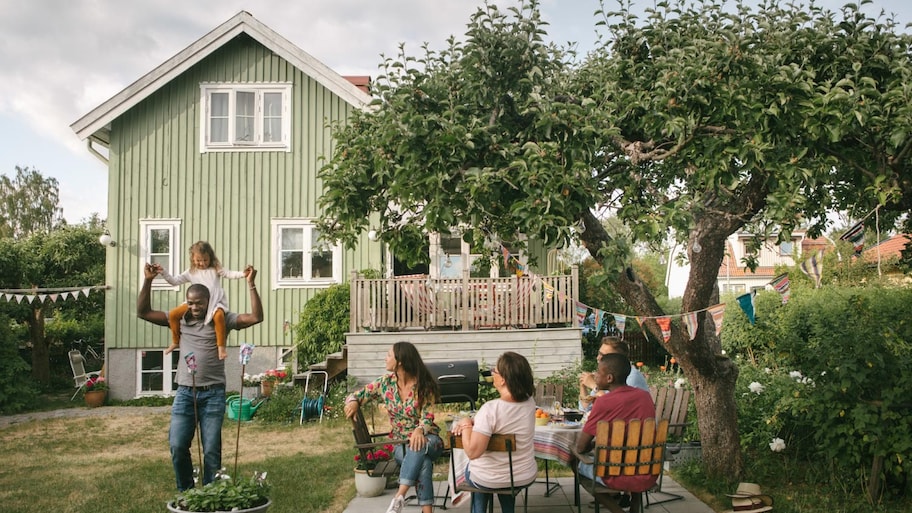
[449,432,532,513]
[574,418,668,513]
[350,408,409,479]
[646,386,692,505]
[69,349,100,400]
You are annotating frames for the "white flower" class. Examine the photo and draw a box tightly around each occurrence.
[763,367,772,374]
[748,381,765,394]
[769,437,786,452]
[788,370,804,380]
[674,378,687,389]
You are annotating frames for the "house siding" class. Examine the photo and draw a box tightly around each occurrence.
[102,34,377,357]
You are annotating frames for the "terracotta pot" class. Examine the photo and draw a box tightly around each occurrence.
[260,381,274,397]
[84,390,106,408]
[353,468,386,497]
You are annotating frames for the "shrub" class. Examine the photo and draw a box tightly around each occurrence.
[0,314,40,414]
[723,285,912,499]
[294,283,349,368]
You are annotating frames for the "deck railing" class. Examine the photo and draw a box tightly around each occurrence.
[349,266,579,332]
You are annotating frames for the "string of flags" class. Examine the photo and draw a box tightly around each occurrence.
[0,285,107,305]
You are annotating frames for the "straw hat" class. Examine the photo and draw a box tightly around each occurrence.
[722,483,773,513]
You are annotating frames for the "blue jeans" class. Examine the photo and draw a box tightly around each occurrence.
[169,385,226,490]
[464,465,516,513]
[395,433,444,506]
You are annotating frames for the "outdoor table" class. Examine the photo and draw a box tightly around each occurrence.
[447,422,582,507]
[533,422,581,503]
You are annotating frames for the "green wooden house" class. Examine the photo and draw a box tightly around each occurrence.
[72,11,582,400]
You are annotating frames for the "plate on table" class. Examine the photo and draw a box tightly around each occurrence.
[555,421,582,429]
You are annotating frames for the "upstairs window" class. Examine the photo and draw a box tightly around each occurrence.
[271,219,342,288]
[200,83,291,152]
[779,241,794,256]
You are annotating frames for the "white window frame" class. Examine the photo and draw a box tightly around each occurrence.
[139,219,182,290]
[199,83,292,153]
[136,349,180,397]
[270,219,342,288]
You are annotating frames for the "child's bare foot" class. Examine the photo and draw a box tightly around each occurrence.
[218,346,227,360]
[164,343,179,355]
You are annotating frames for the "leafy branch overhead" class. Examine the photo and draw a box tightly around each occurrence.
[317,0,912,478]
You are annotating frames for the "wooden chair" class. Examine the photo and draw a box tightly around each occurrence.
[647,386,692,505]
[350,408,408,479]
[449,433,532,513]
[574,418,668,513]
[533,382,565,496]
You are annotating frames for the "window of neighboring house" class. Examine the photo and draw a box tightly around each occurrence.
[138,350,180,396]
[200,83,291,152]
[436,234,488,278]
[140,219,181,289]
[779,241,794,256]
[721,283,746,294]
[271,219,342,288]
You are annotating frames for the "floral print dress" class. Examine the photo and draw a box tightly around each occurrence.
[350,372,437,439]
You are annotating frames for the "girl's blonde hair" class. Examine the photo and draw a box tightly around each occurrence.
[189,241,221,271]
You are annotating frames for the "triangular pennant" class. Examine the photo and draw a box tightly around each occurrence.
[574,301,589,325]
[769,273,790,304]
[593,309,606,336]
[708,303,726,336]
[541,282,554,302]
[682,311,699,340]
[612,314,626,338]
[82,287,92,298]
[49,294,59,302]
[656,316,672,342]
[635,316,650,343]
[839,221,865,256]
[38,294,48,303]
[799,250,823,288]
[501,245,511,269]
[736,292,756,325]
[25,294,36,304]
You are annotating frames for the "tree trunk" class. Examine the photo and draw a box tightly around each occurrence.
[28,306,49,384]
[686,355,742,478]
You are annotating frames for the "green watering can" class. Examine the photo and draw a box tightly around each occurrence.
[226,395,266,421]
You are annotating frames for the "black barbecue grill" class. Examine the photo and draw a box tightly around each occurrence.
[426,360,479,410]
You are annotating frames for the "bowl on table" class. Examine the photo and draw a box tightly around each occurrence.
[535,416,550,426]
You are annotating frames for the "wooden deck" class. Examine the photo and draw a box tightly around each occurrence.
[349,268,579,332]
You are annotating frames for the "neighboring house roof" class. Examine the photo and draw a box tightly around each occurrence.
[70,10,373,142]
[862,233,911,262]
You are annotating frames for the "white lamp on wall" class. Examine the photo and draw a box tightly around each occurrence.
[99,229,116,247]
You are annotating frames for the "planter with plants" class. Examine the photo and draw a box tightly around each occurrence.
[353,445,394,497]
[82,375,108,407]
[167,472,270,513]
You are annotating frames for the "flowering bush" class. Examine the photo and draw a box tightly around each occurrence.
[82,376,108,393]
[354,444,394,471]
[263,368,289,384]
[243,368,290,386]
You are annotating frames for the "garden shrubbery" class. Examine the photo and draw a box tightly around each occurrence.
[722,284,912,502]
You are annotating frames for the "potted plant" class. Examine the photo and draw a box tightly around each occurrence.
[353,445,394,497]
[82,376,108,407]
[167,471,270,513]
[258,368,288,397]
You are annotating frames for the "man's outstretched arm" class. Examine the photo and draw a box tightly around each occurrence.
[137,263,169,326]
[235,265,264,330]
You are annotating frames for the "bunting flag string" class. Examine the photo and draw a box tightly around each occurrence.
[0,285,107,305]
[574,301,589,324]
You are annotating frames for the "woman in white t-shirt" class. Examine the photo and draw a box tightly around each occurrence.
[452,352,537,513]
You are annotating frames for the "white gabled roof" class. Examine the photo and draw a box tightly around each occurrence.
[71,10,372,141]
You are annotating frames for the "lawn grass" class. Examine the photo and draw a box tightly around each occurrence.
[0,408,358,513]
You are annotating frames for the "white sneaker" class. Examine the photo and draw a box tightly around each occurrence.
[386,495,404,513]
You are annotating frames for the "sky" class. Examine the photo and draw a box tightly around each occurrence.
[0,1,909,225]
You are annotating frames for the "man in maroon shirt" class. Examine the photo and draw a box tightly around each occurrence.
[576,353,658,501]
